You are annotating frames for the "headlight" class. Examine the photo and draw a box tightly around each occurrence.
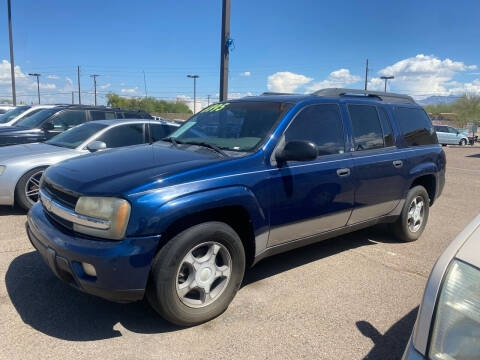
[74,197,131,240]
[0,166,5,176]
[429,260,480,360]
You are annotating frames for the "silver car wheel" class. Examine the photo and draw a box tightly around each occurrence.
[407,196,424,233]
[24,170,44,205]
[176,241,232,308]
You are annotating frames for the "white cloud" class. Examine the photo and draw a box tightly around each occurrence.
[306,69,361,92]
[47,75,60,79]
[240,71,251,77]
[370,54,479,97]
[120,87,138,94]
[100,83,111,90]
[267,71,313,93]
[176,95,207,113]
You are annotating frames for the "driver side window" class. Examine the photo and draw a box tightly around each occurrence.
[50,110,86,131]
[284,104,345,157]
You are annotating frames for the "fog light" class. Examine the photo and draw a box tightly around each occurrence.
[82,262,97,277]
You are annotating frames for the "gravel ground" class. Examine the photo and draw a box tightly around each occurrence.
[0,145,479,360]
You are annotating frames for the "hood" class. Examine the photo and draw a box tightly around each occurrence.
[0,143,74,163]
[44,144,225,195]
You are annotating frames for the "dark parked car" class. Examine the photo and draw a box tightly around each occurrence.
[0,105,152,147]
[27,88,445,326]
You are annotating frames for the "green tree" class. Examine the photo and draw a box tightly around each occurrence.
[106,93,192,114]
[424,94,480,127]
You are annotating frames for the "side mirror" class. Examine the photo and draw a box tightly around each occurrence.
[456,131,459,135]
[42,122,54,131]
[276,140,317,164]
[87,141,107,152]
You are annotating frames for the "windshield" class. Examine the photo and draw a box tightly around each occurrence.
[0,106,31,124]
[46,122,108,149]
[15,108,59,129]
[167,101,292,152]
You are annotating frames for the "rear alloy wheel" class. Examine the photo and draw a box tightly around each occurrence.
[389,185,430,242]
[15,167,46,210]
[147,221,245,326]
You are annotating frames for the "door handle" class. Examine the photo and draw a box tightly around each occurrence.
[393,160,403,168]
[336,168,350,177]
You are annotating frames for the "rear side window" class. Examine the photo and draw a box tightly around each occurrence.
[348,105,384,151]
[378,108,395,147]
[285,104,345,156]
[394,107,437,146]
[96,124,144,148]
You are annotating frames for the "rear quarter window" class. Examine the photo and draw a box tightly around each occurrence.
[394,107,438,146]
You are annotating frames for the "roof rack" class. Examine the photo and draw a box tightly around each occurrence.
[312,88,416,104]
[260,92,300,96]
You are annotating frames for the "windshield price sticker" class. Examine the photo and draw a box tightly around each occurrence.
[202,103,230,113]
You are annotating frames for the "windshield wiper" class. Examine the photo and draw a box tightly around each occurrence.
[182,141,228,157]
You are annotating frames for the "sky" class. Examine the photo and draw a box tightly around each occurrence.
[0,0,479,110]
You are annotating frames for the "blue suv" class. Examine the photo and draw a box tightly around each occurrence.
[26,88,445,326]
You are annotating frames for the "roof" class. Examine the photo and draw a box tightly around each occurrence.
[90,119,180,126]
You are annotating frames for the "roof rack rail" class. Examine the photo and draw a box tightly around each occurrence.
[260,92,299,96]
[312,88,416,104]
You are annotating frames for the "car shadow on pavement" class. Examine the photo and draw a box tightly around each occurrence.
[244,225,396,286]
[6,225,397,341]
[5,251,180,341]
[0,205,26,216]
[356,307,418,360]
[466,153,480,158]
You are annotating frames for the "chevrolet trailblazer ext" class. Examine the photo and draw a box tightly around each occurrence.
[27,89,445,326]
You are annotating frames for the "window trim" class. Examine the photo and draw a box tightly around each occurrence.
[270,102,347,165]
[347,103,388,152]
[377,106,396,149]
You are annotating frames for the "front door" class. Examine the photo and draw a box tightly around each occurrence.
[267,104,355,247]
[46,110,87,139]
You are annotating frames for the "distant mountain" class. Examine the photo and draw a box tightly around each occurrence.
[417,95,459,106]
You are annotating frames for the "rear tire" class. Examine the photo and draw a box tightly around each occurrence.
[389,185,430,242]
[147,221,245,326]
[15,167,47,211]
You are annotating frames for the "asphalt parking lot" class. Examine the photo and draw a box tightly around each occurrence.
[0,145,479,360]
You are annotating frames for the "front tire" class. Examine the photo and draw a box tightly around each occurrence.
[389,185,430,242]
[460,138,467,146]
[15,167,47,211]
[147,222,246,326]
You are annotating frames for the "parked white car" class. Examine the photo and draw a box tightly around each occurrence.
[0,105,57,127]
[403,214,480,359]
[0,105,15,114]
[434,125,469,146]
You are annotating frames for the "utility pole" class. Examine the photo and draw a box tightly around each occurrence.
[7,0,16,105]
[90,74,100,106]
[219,0,231,102]
[207,95,211,106]
[364,59,369,91]
[77,66,81,104]
[72,91,74,104]
[380,75,394,92]
[28,73,41,104]
[187,75,199,114]
[143,70,148,98]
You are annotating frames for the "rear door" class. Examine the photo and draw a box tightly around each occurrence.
[267,103,355,246]
[347,104,405,224]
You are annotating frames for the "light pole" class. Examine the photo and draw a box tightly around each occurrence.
[28,73,41,104]
[90,74,100,106]
[7,0,16,105]
[380,76,394,92]
[187,75,199,114]
[219,0,231,101]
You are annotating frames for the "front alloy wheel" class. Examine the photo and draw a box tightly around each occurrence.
[147,221,245,326]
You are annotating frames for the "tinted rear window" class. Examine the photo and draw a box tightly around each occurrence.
[394,107,437,146]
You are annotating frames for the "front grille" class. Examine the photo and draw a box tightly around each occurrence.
[44,209,74,231]
[42,180,79,209]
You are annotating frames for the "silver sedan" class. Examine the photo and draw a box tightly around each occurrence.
[0,119,179,210]
[403,214,480,359]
